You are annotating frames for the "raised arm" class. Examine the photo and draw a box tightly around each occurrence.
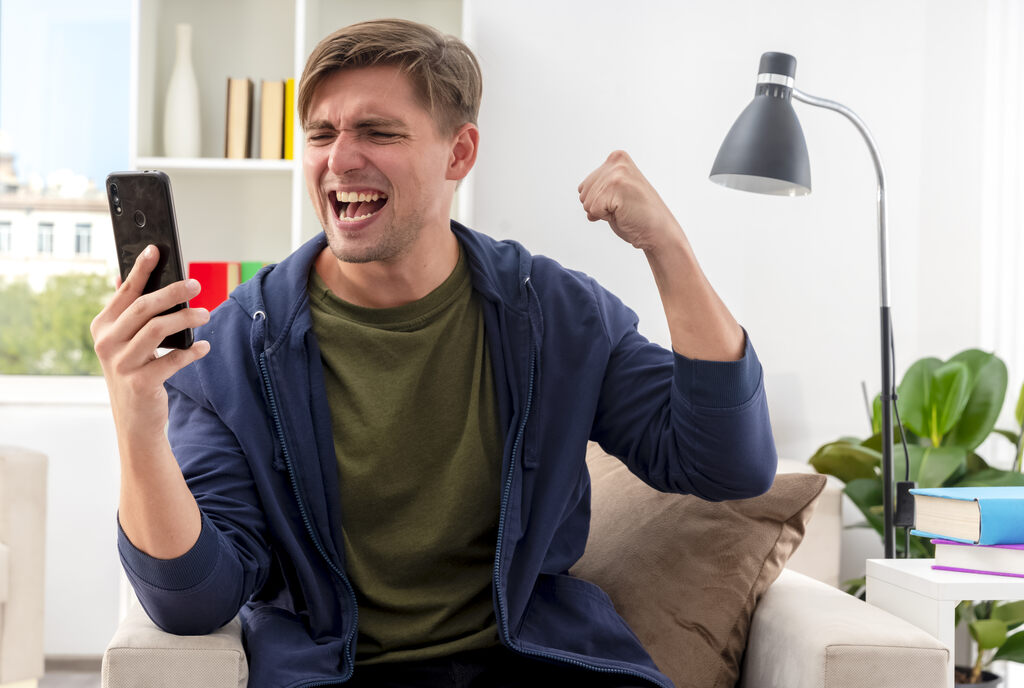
[578,150,744,362]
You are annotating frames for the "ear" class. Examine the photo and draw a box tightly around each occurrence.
[446,122,479,181]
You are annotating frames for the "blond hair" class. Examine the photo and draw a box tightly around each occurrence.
[298,18,482,137]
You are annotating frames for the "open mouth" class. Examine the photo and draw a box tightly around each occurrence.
[330,190,389,223]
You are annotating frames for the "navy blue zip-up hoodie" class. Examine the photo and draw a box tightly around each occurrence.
[118,222,777,688]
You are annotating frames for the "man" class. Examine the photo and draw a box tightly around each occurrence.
[92,18,776,688]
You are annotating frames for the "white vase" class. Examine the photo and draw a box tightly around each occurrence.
[163,23,201,158]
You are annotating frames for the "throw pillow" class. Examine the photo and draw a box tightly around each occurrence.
[570,443,826,688]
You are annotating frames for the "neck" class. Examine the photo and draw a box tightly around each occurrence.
[315,224,460,308]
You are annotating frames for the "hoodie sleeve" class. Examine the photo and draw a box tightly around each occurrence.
[117,369,272,635]
[587,278,777,500]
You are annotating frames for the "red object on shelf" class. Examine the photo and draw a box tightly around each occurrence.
[188,262,240,312]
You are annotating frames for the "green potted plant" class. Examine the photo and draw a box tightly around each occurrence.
[809,349,1024,684]
[956,599,1024,686]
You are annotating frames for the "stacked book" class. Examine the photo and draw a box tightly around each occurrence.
[188,261,266,312]
[224,77,296,160]
[911,486,1024,578]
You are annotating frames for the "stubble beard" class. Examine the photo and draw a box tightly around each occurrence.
[323,208,424,265]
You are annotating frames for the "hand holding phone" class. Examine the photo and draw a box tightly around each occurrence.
[91,171,212,445]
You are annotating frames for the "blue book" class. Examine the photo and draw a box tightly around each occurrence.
[909,486,1024,545]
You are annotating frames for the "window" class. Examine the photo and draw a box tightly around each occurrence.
[0,1,128,375]
[36,222,53,254]
[75,222,92,255]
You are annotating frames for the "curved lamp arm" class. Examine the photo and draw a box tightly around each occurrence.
[792,88,890,309]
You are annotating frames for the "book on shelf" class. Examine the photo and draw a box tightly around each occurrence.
[260,80,285,160]
[188,262,241,312]
[241,261,266,283]
[931,538,1024,579]
[910,486,1024,545]
[225,77,254,159]
[284,78,295,160]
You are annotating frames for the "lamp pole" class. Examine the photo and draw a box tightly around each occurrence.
[790,89,896,558]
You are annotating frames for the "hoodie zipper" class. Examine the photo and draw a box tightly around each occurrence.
[491,279,667,688]
[257,350,358,686]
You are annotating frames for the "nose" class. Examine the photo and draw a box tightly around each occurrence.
[327,132,365,175]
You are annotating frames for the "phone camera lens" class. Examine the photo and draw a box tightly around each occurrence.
[110,183,118,194]
[133,210,146,228]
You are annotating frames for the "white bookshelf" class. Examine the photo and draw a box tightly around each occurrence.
[128,0,463,264]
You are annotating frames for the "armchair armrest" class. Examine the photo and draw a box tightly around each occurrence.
[741,568,949,688]
[102,600,248,688]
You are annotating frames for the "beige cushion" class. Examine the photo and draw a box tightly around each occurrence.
[776,458,842,587]
[571,444,825,688]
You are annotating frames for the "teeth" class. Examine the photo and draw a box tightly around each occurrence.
[339,213,375,222]
[337,191,387,203]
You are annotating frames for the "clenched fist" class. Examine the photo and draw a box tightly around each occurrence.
[578,150,683,252]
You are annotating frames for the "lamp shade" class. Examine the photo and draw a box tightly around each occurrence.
[710,52,811,196]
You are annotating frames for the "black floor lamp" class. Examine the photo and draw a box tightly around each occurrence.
[709,52,898,558]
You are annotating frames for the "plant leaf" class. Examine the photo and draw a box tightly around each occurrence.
[954,468,1024,488]
[995,429,1021,446]
[894,444,924,483]
[967,452,991,473]
[916,446,967,489]
[809,443,880,483]
[930,361,971,441]
[970,618,1008,650]
[957,600,975,627]
[1017,380,1024,428]
[945,351,1008,450]
[862,426,918,453]
[843,478,884,535]
[993,629,1024,662]
[897,358,943,439]
[842,575,866,598]
[993,601,1024,627]
[872,393,882,436]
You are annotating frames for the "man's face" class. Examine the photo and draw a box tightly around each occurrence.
[303,65,455,264]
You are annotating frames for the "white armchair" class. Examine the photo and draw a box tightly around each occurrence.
[0,445,47,687]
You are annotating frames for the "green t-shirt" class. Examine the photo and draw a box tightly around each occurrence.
[307,246,502,664]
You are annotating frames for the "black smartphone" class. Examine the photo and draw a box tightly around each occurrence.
[106,170,194,349]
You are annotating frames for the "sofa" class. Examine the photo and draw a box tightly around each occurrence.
[103,446,948,688]
[0,445,47,687]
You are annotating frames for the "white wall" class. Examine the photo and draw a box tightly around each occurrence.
[465,0,1003,580]
[0,377,121,656]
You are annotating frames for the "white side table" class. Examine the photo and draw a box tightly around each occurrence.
[866,558,1024,688]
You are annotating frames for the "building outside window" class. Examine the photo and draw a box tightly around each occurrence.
[75,222,92,255]
[36,222,54,254]
[0,1,127,376]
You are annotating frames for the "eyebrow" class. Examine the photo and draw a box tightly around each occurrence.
[305,117,407,132]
